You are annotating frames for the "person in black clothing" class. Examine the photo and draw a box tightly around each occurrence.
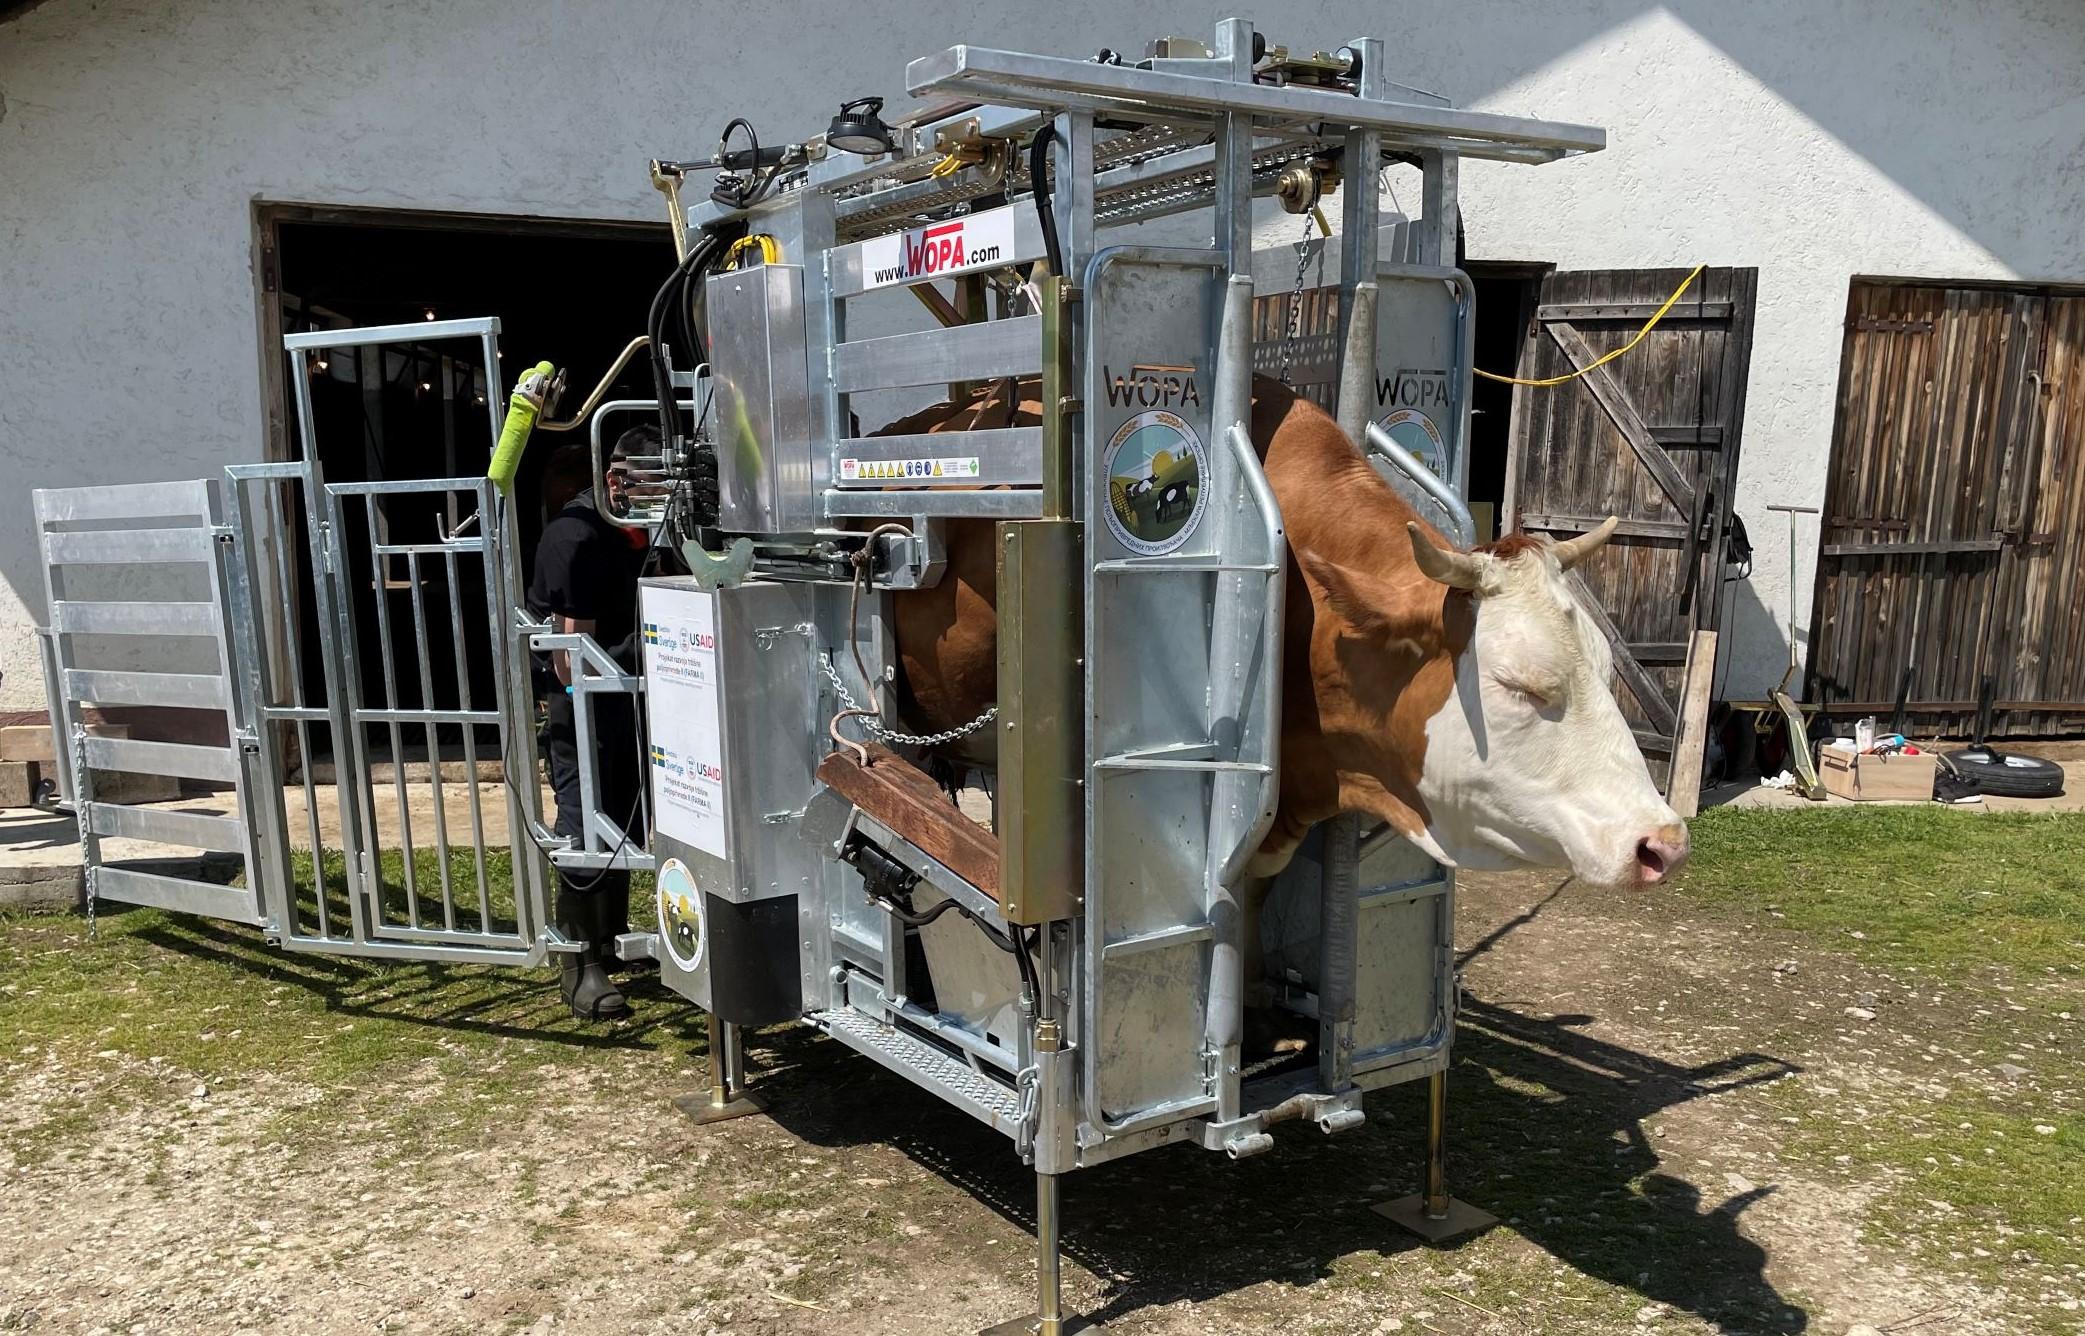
[529,426,653,1021]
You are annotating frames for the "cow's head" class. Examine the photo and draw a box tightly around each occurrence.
[1295,516,1688,888]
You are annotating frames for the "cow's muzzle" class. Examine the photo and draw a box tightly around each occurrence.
[1633,823,1690,884]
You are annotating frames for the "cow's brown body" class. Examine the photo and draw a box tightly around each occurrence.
[882,375,1466,866]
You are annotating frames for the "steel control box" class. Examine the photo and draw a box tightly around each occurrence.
[639,577,818,1023]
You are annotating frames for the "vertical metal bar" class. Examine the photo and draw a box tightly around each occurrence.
[32,495,95,884]
[221,473,294,934]
[273,480,329,938]
[1049,110,1097,283]
[1335,38,1386,440]
[35,628,75,807]
[1035,1169,1064,1333]
[1319,43,1388,1114]
[1423,1069,1451,1219]
[1317,813,1359,1092]
[574,674,600,856]
[493,480,549,947]
[445,543,492,930]
[800,189,842,494]
[1417,150,1460,271]
[366,493,419,924]
[1200,21,1259,1128]
[405,548,455,930]
[708,1014,735,1105]
[293,367,374,943]
[473,478,521,936]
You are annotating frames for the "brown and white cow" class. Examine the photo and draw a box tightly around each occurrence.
[883,374,1688,889]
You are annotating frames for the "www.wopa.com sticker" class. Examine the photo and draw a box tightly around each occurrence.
[1102,410,1208,556]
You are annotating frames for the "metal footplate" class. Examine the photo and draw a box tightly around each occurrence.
[809,1006,1024,1137]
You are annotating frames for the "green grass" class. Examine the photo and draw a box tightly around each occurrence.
[1666,805,2085,1329]
[0,858,690,1168]
[1675,805,2085,978]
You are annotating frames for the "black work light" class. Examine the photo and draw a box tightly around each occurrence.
[827,97,893,155]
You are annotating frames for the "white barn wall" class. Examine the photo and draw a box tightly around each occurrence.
[2,0,2082,709]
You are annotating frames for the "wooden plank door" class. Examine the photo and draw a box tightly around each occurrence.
[2006,296,2085,733]
[1804,283,2057,736]
[1505,267,1759,779]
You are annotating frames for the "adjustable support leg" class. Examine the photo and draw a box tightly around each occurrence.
[982,929,1094,1334]
[981,1169,1091,1335]
[672,1013,766,1126]
[1374,1070,1497,1241]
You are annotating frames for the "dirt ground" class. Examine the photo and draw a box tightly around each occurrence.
[3,850,2080,1335]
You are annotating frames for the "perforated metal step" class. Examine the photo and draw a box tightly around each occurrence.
[810,1007,1023,1137]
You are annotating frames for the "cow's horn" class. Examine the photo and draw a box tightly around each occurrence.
[1406,522,1485,590]
[1551,515,1620,570]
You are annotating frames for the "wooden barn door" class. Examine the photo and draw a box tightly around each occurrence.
[1504,267,1758,781]
[1807,283,2085,736]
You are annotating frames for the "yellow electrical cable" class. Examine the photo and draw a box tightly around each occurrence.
[724,234,781,269]
[929,152,963,178]
[1310,204,1332,236]
[1472,263,1706,387]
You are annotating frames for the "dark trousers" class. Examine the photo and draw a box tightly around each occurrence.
[542,690,647,901]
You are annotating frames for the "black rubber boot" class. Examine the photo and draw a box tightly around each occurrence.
[557,888,629,1022]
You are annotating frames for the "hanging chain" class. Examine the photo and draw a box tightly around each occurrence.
[819,654,997,749]
[71,723,96,938]
[1276,211,1317,386]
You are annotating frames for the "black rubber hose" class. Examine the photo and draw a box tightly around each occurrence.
[1028,126,1062,279]
[645,229,726,452]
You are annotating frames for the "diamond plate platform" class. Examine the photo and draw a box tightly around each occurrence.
[811,1006,1023,1137]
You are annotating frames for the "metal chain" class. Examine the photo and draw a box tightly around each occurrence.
[71,723,95,938]
[819,654,997,748]
[1276,211,1318,385]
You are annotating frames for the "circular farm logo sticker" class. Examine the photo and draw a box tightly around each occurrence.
[656,857,705,972]
[1376,407,1446,478]
[1103,410,1208,556]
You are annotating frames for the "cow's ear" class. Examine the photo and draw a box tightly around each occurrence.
[1294,547,1397,633]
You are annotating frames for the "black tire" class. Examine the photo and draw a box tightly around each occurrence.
[1944,747,2067,799]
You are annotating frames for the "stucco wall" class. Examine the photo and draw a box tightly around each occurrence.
[3,0,2082,709]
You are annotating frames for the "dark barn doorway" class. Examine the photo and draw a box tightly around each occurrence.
[1463,261,1547,544]
[256,206,677,758]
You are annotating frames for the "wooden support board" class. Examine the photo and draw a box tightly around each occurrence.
[815,743,1001,901]
[1665,629,1718,819]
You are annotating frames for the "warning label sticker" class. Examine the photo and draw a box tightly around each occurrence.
[838,456,982,483]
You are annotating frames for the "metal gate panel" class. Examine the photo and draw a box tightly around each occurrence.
[33,478,264,926]
[1370,264,1476,536]
[1080,247,1284,1136]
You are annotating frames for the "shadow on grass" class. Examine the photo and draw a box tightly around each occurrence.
[102,881,1807,1331]
[744,989,1806,1332]
[128,911,699,1056]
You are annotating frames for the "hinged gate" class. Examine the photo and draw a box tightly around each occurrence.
[35,318,555,964]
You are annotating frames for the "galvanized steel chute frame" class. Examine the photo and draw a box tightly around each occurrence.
[646,20,1601,1331]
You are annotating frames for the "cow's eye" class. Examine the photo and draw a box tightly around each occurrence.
[1500,680,1558,710]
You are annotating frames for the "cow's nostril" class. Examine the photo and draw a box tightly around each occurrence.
[1635,839,1668,882]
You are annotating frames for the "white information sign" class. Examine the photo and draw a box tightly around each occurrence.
[640,585,728,859]
[858,205,1018,290]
